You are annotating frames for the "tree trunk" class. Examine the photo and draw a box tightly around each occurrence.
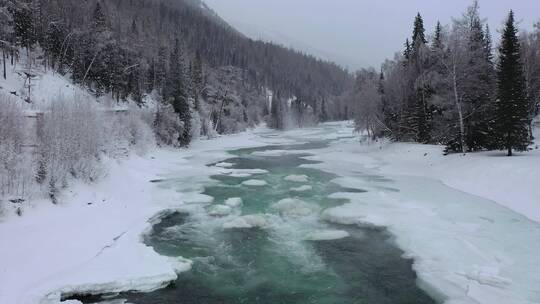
[452,64,466,154]
[2,49,6,80]
[507,146,512,157]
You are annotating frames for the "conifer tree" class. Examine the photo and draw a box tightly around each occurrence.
[433,21,443,50]
[166,39,191,146]
[191,51,204,110]
[493,11,531,156]
[409,13,431,143]
[412,13,427,49]
[403,39,411,61]
[91,2,107,31]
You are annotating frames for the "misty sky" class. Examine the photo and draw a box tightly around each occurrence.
[204,0,539,70]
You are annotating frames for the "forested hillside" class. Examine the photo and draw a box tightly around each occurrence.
[1,0,353,138]
[0,0,353,207]
[352,1,539,156]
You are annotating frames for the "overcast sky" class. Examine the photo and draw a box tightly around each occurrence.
[204,0,539,70]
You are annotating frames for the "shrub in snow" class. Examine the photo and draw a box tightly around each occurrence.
[154,101,184,147]
[0,94,32,198]
[107,105,155,156]
[38,95,105,189]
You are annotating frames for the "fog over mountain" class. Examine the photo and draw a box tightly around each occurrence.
[205,0,539,69]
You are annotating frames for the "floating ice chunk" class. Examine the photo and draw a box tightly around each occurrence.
[241,179,268,187]
[231,169,269,175]
[321,209,359,225]
[229,173,252,178]
[183,193,214,204]
[215,162,234,168]
[272,198,318,217]
[304,230,350,241]
[224,197,243,207]
[167,256,193,274]
[208,205,233,216]
[322,208,387,227]
[284,175,309,183]
[290,185,313,192]
[222,214,267,229]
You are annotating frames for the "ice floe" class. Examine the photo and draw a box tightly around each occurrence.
[182,193,215,204]
[284,175,309,183]
[304,229,350,241]
[290,185,313,192]
[241,179,268,187]
[214,162,234,168]
[224,197,243,207]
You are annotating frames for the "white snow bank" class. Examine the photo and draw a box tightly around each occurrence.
[241,179,268,187]
[297,121,540,304]
[272,198,318,217]
[0,124,278,304]
[208,204,233,216]
[284,175,309,183]
[304,229,350,241]
[224,197,243,207]
[222,214,267,229]
[290,185,313,192]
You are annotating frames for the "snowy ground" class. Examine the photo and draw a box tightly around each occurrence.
[301,122,540,304]
[0,126,293,304]
[1,121,539,304]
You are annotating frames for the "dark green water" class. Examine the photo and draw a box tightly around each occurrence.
[71,140,436,304]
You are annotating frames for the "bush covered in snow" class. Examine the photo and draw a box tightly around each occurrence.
[0,92,156,207]
[0,95,30,199]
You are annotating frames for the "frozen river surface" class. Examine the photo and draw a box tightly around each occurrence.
[73,123,540,304]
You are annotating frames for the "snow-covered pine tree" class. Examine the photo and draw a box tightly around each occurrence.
[166,39,191,146]
[432,21,443,50]
[460,1,495,152]
[492,11,531,156]
[408,13,431,143]
[269,92,280,129]
[403,39,411,62]
[191,51,204,111]
[0,0,16,79]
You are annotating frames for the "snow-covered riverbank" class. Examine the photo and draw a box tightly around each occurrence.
[1,121,538,304]
[0,126,290,304]
[301,122,540,304]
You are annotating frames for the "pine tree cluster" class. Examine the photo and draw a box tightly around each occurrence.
[355,2,536,156]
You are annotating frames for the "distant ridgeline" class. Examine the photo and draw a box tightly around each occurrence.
[1,0,354,140]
